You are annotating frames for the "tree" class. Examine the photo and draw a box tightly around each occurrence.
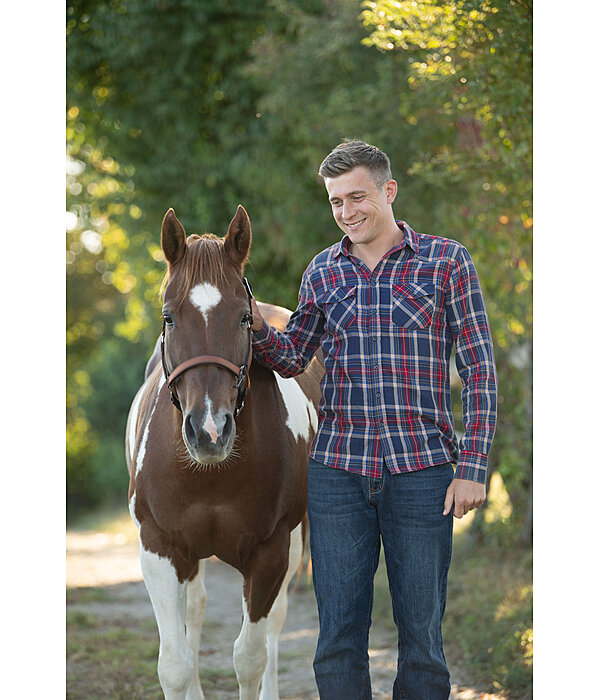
[66,0,532,540]
[360,0,533,540]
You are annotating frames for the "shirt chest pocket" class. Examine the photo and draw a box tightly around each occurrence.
[320,285,357,333]
[392,282,436,330]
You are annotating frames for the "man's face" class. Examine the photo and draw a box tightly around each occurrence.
[324,166,397,247]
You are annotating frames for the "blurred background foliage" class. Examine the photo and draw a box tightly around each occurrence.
[66,0,532,542]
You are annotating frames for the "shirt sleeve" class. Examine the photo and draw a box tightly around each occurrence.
[251,266,325,378]
[445,246,498,483]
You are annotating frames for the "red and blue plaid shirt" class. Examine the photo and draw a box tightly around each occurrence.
[252,221,497,483]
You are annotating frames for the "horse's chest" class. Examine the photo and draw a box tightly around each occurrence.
[140,494,273,567]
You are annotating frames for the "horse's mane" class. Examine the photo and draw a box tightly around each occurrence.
[160,234,227,304]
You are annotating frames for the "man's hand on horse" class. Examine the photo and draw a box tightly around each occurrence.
[250,297,264,332]
[443,478,486,518]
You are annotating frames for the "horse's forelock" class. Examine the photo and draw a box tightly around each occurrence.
[160,234,230,304]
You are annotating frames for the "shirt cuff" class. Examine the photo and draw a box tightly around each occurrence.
[455,451,488,484]
[251,321,275,349]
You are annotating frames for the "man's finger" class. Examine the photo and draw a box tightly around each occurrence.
[443,486,454,516]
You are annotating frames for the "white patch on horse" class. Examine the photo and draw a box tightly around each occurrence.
[127,377,149,463]
[139,547,199,697]
[135,374,165,476]
[202,393,219,444]
[189,282,222,324]
[233,597,268,697]
[273,373,318,442]
[128,491,140,529]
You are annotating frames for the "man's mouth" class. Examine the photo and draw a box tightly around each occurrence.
[345,218,366,230]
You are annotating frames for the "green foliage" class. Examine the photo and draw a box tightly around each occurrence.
[67,0,532,547]
[444,531,533,696]
[371,522,533,697]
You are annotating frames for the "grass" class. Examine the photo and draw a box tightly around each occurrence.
[67,615,163,699]
[66,604,239,699]
[68,474,532,698]
[444,531,532,696]
[371,473,533,698]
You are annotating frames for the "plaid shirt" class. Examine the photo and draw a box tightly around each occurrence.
[252,221,497,483]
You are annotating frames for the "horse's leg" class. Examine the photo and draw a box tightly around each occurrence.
[140,546,198,700]
[233,524,290,700]
[185,560,207,700]
[259,522,304,700]
[233,597,269,700]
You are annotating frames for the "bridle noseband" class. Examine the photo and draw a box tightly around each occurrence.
[160,277,254,417]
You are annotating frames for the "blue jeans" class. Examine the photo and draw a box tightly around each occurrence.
[307,459,454,700]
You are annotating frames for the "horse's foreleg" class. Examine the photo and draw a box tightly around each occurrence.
[259,522,304,700]
[140,547,199,700]
[233,598,269,700]
[234,524,290,700]
[185,560,207,700]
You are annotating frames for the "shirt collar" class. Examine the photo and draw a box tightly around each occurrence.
[334,221,419,258]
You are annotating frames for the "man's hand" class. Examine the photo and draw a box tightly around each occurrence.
[250,297,264,333]
[443,478,486,518]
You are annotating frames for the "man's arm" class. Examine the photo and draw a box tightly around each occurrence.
[249,268,325,377]
[443,246,497,517]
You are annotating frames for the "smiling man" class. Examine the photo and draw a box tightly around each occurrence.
[250,140,497,699]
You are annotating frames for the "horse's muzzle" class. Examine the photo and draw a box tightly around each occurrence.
[182,408,236,463]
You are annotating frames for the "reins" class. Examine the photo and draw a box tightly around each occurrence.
[160,277,254,417]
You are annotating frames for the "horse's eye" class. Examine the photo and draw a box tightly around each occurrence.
[241,313,251,328]
[163,313,174,326]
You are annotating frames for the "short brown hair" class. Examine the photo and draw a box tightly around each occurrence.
[318,140,392,190]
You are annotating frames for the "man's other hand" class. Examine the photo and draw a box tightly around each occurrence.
[443,478,486,518]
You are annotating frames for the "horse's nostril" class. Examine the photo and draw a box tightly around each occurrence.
[184,413,200,448]
[221,413,234,443]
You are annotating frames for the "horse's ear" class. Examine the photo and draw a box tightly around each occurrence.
[224,205,251,266]
[161,208,186,266]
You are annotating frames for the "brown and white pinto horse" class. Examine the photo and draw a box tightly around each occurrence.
[125,206,322,700]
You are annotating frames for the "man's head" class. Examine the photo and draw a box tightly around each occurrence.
[319,140,399,249]
[318,140,392,191]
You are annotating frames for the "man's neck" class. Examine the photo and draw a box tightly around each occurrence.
[349,224,404,272]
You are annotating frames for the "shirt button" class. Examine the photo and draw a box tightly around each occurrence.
[376,392,381,398]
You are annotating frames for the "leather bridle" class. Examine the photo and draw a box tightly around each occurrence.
[160,277,254,417]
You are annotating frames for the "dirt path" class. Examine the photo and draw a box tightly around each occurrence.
[67,526,504,699]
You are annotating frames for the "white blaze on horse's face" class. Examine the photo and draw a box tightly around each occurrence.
[189,282,222,324]
[177,281,238,464]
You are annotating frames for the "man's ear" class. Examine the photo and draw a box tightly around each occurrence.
[161,208,186,267]
[385,179,398,205]
[224,205,252,266]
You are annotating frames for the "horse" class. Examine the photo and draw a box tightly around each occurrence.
[125,206,323,700]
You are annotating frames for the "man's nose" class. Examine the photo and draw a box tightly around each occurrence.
[342,200,355,220]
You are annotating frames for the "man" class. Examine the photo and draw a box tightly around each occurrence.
[250,140,497,699]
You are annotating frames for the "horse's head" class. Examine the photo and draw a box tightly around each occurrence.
[160,206,253,465]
